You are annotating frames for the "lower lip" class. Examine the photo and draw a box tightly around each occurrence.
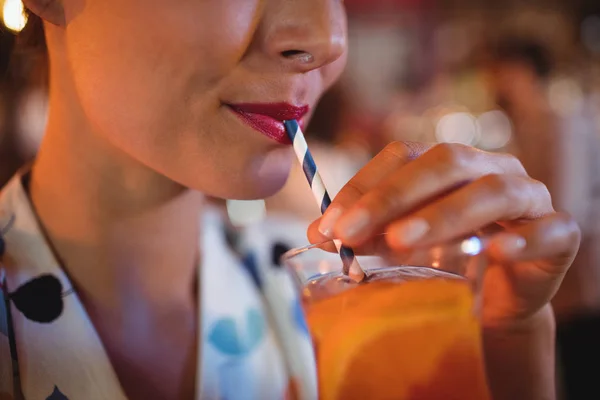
[227,106,303,145]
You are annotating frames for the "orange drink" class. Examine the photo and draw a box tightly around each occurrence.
[284,237,491,400]
[304,275,490,400]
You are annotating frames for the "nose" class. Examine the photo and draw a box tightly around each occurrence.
[259,0,347,73]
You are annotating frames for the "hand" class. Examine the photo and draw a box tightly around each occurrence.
[307,142,581,329]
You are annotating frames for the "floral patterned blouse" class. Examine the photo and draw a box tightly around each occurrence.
[0,172,316,400]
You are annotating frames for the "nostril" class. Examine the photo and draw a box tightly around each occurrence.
[281,50,315,64]
[281,50,305,58]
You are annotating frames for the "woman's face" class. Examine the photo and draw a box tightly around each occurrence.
[53,0,347,199]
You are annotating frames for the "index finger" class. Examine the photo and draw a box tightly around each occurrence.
[312,141,432,239]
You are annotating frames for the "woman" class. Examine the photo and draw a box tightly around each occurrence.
[0,1,579,400]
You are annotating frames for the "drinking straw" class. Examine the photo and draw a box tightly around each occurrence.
[283,119,366,282]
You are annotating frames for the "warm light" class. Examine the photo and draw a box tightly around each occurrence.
[461,237,482,256]
[435,112,479,145]
[2,0,28,33]
[476,110,513,150]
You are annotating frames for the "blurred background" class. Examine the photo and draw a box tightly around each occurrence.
[1,0,600,398]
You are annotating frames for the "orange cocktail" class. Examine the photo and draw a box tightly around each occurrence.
[304,273,490,400]
[284,237,491,400]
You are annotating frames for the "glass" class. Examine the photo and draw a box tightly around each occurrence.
[283,236,491,400]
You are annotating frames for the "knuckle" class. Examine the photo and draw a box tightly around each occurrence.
[482,173,515,197]
[334,179,370,209]
[536,213,582,264]
[480,174,525,216]
[382,141,410,160]
[535,179,551,199]
[382,140,431,162]
[480,174,555,219]
[534,180,552,202]
[367,187,404,214]
[344,179,369,199]
[554,211,575,225]
[403,141,432,161]
[554,212,581,239]
[430,142,473,168]
[498,152,527,175]
[527,179,554,215]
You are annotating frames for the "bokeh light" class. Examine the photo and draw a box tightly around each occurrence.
[435,112,479,145]
[461,237,482,256]
[2,0,28,33]
[226,200,266,227]
[476,110,513,150]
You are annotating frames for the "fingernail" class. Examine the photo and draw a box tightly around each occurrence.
[337,208,371,239]
[318,206,343,237]
[390,218,430,247]
[497,234,527,256]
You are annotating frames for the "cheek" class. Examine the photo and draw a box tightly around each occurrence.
[59,0,302,199]
[65,0,262,149]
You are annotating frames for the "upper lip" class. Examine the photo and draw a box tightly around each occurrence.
[227,102,309,121]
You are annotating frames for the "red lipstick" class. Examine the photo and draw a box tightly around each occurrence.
[227,103,309,144]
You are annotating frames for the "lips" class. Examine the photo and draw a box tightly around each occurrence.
[227,103,309,145]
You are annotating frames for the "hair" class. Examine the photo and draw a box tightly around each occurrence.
[11,9,48,86]
[489,36,554,79]
[19,9,46,49]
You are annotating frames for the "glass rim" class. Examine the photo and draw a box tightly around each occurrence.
[282,234,485,262]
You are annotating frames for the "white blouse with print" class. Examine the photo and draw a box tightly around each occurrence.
[0,173,316,400]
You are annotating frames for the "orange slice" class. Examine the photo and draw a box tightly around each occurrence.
[310,280,490,400]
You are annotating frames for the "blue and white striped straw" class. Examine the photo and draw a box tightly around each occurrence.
[284,120,366,281]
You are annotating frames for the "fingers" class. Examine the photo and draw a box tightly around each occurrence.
[308,218,328,244]
[320,141,432,218]
[307,217,387,256]
[321,143,530,246]
[308,141,428,244]
[384,174,554,249]
[488,212,581,273]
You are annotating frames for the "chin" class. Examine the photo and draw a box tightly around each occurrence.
[204,147,293,200]
[206,173,289,201]
[237,180,288,200]
[245,146,293,199]
[235,166,292,200]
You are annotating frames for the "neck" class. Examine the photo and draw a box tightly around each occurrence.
[30,89,203,311]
